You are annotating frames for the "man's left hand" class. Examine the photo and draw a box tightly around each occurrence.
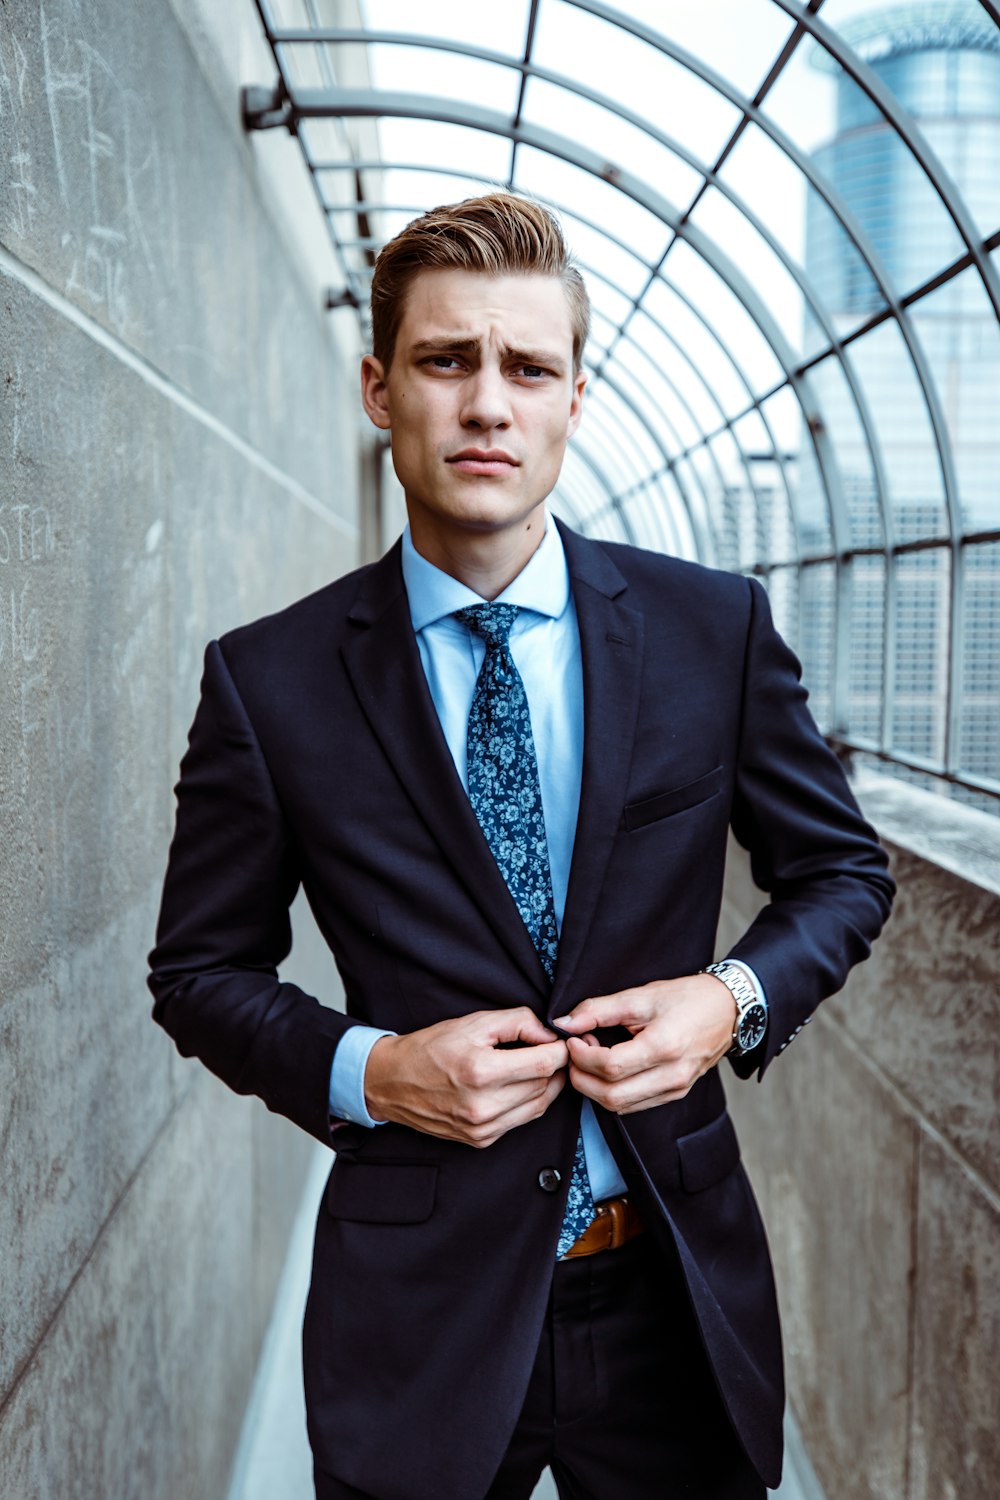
[552,974,736,1113]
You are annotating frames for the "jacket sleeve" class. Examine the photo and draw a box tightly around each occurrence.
[147,639,358,1143]
[725,578,895,1079]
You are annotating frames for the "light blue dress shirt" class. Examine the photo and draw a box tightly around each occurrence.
[329,518,764,1203]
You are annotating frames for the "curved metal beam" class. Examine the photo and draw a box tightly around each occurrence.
[271,19,990,582]
[588,365,713,558]
[293,82,913,648]
[540,0,974,655]
[578,263,735,560]
[560,426,639,545]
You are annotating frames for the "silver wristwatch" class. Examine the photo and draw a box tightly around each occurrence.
[702,961,768,1057]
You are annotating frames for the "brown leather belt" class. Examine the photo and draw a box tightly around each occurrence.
[560,1195,645,1259]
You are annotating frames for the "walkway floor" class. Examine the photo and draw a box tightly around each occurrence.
[228,1148,821,1500]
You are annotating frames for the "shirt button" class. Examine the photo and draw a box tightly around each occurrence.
[538,1167,562,1193]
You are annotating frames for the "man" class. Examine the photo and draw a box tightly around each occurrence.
[149,194,893,1500]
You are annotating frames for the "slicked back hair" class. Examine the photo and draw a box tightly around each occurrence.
[370,192,590,375]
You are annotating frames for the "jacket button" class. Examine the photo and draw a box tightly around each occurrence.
[538,1167,562,1193]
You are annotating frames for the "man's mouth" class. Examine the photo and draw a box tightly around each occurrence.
[446,449,519,475]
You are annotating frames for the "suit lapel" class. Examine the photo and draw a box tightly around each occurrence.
[550,523,645,1015]
[341,543,550,999]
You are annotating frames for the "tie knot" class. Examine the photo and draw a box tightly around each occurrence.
[454,602,520,650]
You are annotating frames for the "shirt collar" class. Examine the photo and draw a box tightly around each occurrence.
[401,516,571,634]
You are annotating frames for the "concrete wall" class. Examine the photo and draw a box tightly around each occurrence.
[3,7,997,1496]
[720,775,1000,1500]
[0,2,366,1494]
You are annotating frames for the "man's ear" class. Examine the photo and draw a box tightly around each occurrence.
[361,354,392,431]
[567,369,587,439]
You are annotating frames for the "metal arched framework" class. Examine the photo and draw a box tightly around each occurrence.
[244,0,1000,809]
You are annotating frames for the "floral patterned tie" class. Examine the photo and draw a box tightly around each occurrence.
[455,603,595,1257]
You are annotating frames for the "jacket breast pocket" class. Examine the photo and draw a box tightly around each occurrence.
[325,1161,438,1224]
[622,765,724,832]
[676,1110,741,1193]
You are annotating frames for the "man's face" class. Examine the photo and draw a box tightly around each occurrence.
[361,268,586,551]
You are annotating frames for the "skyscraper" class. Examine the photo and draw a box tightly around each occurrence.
[800,1,1000,806]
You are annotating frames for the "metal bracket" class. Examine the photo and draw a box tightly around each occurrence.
[325,288,361,311]
[241,82,293,132]
[825,734,856,775]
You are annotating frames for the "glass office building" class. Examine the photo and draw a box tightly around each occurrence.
[803,5,1000,803]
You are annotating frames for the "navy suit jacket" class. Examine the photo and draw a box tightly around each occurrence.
[149,522,893,1499]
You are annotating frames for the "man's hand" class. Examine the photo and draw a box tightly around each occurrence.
[552,975,737,1114]
[364,1008,569,1148]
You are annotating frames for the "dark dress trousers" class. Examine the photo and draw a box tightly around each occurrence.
[148,522,894,1500]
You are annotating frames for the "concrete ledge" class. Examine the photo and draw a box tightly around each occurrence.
[721,774,1000,1499]
[853,770,1000,899]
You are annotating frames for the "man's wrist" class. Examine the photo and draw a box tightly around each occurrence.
[329,1024,396,1127]
[362,1033,397,1124]
[701,962,769,1057]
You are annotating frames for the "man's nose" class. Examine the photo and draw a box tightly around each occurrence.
[460,365,512,429]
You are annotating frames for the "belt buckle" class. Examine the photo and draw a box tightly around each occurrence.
[596,1196,627,1251]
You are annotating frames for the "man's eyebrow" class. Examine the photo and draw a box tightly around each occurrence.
[410,336,482,357]
[503,344,567,373]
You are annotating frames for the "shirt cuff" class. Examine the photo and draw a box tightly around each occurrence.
[328,1024,396,1128]
[722,958,767,1007]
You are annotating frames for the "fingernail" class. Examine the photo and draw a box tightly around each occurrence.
[551,1016,571,1027]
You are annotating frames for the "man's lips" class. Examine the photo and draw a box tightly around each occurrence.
[446,449,519,475]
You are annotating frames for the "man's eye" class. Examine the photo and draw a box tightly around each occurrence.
[428,356,460,370]
[520,365,546,379]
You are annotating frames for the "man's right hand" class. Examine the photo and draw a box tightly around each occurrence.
[363,1008,568,1148]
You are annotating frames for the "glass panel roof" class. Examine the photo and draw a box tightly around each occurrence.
[518,156,678,262]
[531,3,747,166]
[656,246,787,392]
[366,44,522,115]
[356,0,533,56]
[620,0,800,96]
[248,0,1000,804]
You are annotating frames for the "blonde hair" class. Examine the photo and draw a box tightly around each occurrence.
[370,192,590,374]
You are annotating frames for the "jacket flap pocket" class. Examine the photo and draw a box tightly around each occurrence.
[676,1111,740,1193]
[325,1162,438,1224]
[622,766,724,831]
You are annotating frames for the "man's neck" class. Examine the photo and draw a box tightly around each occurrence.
[407,513,548,600]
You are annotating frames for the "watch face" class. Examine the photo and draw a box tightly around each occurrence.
[736,1002,768,1054]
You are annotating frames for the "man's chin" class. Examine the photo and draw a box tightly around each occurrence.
[414,493,549,536]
